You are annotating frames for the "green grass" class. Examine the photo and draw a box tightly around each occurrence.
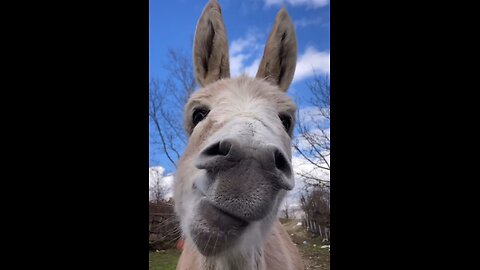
[299,237,330,258]
[149,249,181,270]
[298,237,330,270]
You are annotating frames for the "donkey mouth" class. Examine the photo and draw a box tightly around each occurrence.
[190,198,249,256]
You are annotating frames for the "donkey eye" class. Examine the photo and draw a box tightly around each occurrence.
[192,108,210,127]
[279,114,291,132]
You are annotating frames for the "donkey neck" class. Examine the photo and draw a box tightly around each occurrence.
[204,248,265,270]
[181,237,266,270]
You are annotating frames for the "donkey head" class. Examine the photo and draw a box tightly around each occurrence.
[174,0,297,257]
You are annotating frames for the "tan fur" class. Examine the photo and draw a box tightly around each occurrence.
[177,221,303,270]
[256,8,297,92]
[264,221,304,270]
[193,0,230,87]
[176,238,204,270]
[173,1,302,269]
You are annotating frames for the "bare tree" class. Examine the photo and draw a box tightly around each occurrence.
[149,48,195,251]
[150,177,166,204]
[149,167,168,203]
[149,167,180,249]
[300,186,330,240]
[293,74,330,189]
[149,49,196,168]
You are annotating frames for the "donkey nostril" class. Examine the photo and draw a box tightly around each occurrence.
[218,140,233,156]
[196,139,241,171]
[204,139,232,156]
[274,149,291,177]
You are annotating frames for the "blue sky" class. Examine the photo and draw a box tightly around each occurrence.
[149,0,330,173]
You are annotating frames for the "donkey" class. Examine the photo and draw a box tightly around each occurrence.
[174,1,303,269]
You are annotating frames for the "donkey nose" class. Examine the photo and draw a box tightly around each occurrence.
[202,139,236,158]
[195,138,242,171]
[273,148,292,178]
[196,138,293,181]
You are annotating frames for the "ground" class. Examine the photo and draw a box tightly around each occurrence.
[282,219,330,270]
[149,249,182,270]
[149,219,329,270]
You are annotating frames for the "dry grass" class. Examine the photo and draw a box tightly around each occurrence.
[281,219,330,270]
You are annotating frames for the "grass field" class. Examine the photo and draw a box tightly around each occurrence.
[282,219,330,270]
[296,235,330,269]
[149,219,329,270]
[149,249,181,270]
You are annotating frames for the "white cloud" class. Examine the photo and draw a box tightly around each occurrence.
[230,34,257,55]
[298,106,329,126]
[265,0,329,9]
[295,128,329,153]
[293,46,330,83]
[292,154,330,184]
[149,166,174,200]
[294,17,322,28]
[280,153,330,218]
[279,199,304,219]
[293,147,331,180]
[229,26,329,83]
[264,0,283,6]
[230,41,329,83]
[243,57,262,77]
[149,166,165,185]
[229,31,264,78]
[230,53,249,77]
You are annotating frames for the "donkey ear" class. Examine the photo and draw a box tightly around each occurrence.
[256,8,297,92]
[193,0,230,87]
